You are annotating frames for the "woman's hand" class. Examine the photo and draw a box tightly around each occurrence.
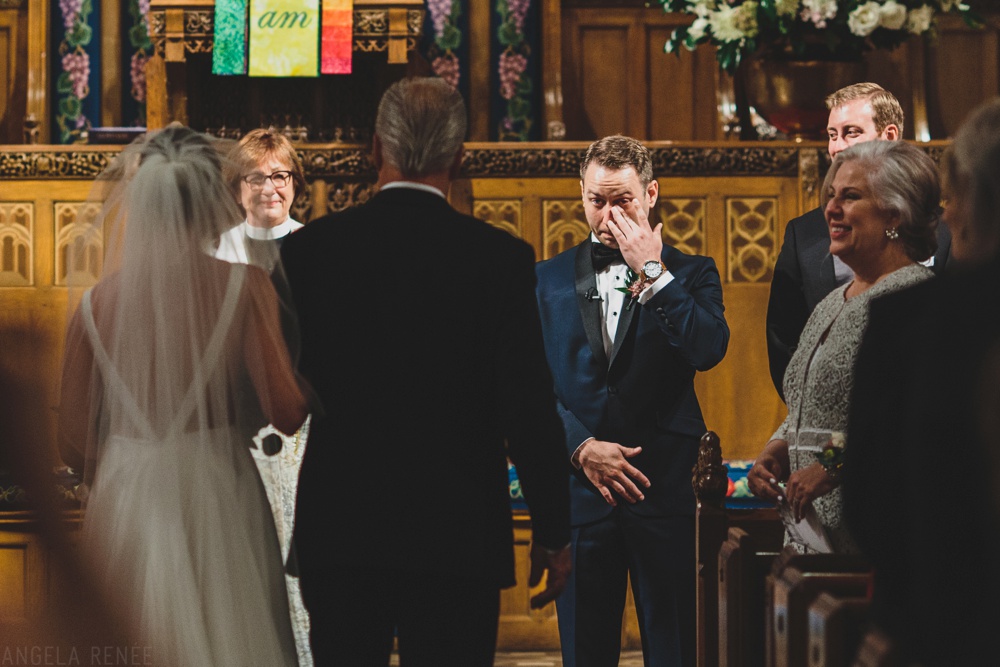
[785,462,837,521]
[748,439,790,503]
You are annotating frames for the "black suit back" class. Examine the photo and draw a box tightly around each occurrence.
[281,188,568,588]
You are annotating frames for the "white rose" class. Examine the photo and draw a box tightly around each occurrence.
[710,5,745,42]
[906,4,934,33]
[848,1,882,36]
[689,16,710,41]
[691,0,718,17]
[879,0,908,30]
[775,0,800,18]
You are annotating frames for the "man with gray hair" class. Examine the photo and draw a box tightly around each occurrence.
[766,82,951,399]
[281,77,571,665]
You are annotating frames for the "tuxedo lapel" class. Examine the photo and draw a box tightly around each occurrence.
[574,242,608,368]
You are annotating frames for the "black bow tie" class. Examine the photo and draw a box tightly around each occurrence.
[591,243,625,272]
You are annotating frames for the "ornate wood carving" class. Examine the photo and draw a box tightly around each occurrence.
[727,198,777,284]
[692,430,728,506]
[299,149,376,179]
[0,151,116,179]
[0,203,33,287]
[324,181,378,215]
[460,146,800,178]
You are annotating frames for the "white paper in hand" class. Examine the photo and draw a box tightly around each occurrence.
[779,501,833,553]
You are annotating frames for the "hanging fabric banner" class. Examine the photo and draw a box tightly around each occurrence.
[213,0,249,75]
[122,0,153,124]
[249,0,320,77]
[51,0,101,143]
[321,0,353,74]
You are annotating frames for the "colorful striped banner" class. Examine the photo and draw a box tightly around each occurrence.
[249,0,320,77]
[321,0,353,74]
[213,0,248,75]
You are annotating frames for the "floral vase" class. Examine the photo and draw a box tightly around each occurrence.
[742,56,866,140]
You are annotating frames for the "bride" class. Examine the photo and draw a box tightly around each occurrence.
[58,126,308,666]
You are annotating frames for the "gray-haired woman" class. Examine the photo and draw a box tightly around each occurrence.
[748,140,940,553]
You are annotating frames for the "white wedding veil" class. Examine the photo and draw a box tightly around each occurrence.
[57,125,305,664]
[59,125,304,485]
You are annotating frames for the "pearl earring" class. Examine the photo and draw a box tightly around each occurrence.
[885,228,900,240]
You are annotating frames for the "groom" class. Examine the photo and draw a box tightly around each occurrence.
[535,135,729,666]
[280,77,571,666]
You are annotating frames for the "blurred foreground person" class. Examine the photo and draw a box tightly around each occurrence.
[845,98,1000,664]
[58,125,308,665]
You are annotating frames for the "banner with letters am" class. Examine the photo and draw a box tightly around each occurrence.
[248,0,320,77]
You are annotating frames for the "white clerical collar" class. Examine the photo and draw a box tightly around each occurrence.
[244,217,301,240]
[380,181,446,199]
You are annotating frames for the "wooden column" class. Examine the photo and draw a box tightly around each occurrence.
[25,0,47,142]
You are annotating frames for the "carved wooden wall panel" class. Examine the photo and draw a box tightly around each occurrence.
[0,202,32,286]
[473,200,522,239]
[542,199,588,260]
[53,202,101,287]
[927,14,1000,137]
[561,6,719,141]
[657,197,706,257]
[726,197,778,284]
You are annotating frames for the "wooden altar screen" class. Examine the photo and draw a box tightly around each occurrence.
[0,139,951,648]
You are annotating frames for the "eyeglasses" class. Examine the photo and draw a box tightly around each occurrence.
[243,170,293,189]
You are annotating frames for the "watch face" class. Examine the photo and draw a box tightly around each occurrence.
[643,260,664,279]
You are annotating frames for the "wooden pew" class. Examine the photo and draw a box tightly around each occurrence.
[718,527,782,667]
[806,591,869,667]
[693,432,782,667]
[767,549,871,667]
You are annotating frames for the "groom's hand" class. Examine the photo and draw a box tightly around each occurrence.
[577,439,651,506]
[528,542,572,609]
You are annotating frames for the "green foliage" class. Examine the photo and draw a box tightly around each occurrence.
[67,22,92,47]
[59,96,81,119]
[498,20,522,47]
[438,23,461,50]
[56,72,74,94]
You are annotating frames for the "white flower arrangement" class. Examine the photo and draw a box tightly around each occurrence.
[661,0,982,73]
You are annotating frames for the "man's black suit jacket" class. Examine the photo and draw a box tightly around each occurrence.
[766,206,952,399]
[281,187,570,588]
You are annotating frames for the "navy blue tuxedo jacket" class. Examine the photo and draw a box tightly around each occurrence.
[535,241,729,525]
